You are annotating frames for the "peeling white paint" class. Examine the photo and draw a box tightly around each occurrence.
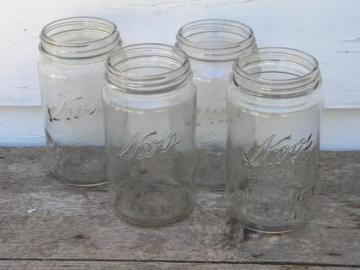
[0,0,359,108]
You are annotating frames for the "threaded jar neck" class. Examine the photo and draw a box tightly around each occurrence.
[232,47,322,98]
[176,19,256,62]
[106,43,192,94]
[40,17,121,59]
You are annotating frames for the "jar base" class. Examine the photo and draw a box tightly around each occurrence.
[113,179,195,227]
[51,171,107,187]
[235,218,307,234]
[116,206,193,227]
[45,134,106,187]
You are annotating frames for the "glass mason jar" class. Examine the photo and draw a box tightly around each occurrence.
[176,19,256,191]
[227,48,323,233]
[103,44,197,226]
[38,17,122,186]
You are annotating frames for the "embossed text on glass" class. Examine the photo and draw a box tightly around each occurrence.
[244,134,313,166]
[48,94,102,122]
[116,131,182,160]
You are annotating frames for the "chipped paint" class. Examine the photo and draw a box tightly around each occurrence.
[342,37,360,43]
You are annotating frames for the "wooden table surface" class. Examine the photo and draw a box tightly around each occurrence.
[0,148,359,270]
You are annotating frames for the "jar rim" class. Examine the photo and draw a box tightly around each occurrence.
[106,43,192,94]
[176,19,256,61]
[40,17,121,59]
[232,47,322,98]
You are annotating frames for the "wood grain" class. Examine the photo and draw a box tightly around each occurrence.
[0,149,359,267]
[0,261,357,270]
[2,0,360,148]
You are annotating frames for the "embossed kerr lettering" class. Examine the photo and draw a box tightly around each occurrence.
[116,131,182,160]
[244,134,313,166]
[48,94,101,122]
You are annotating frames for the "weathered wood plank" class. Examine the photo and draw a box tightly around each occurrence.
[0,149,359,266]
[0,261,357,270]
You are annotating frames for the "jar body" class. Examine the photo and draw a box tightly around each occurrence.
[176,19,257,190]
[38,17,121,186]
[227,48,322,233]
[104,83,197,226]
[104,44,197,226]
[39,56,108,186]
[191,60,232,190]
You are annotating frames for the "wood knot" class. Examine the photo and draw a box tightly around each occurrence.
[72,234,88,240]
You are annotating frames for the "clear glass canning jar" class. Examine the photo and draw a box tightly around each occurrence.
[103,44,197,226]
[176,19,256,191]
[38,17,122,186]
[227,47,323,233]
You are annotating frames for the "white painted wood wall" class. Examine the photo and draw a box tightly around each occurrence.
[0,0,359,149]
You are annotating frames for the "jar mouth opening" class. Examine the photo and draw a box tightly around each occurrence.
[107,43,191,94]
[176,19,256,61]
[177,19,254,50]
[40,17,121,59]
[233,47,322,97]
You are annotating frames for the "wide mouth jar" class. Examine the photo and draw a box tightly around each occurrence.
[39,17,121,59]
[176,19,256,62]
[233,47,322,98]
[106,43,192,94]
